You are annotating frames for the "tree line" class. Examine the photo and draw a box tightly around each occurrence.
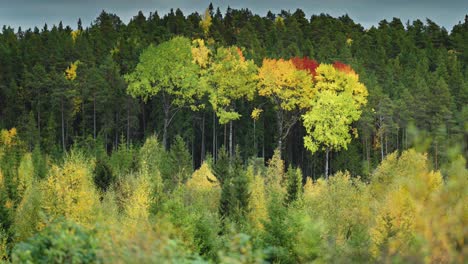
[0,5,467,178]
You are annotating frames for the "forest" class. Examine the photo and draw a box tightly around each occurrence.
[0,4,467,263]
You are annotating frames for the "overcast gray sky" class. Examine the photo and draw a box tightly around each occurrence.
[0,0,466,31]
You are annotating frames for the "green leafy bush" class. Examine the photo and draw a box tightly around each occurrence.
[12,220,100,264]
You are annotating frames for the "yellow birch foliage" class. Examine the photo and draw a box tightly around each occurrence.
[314,172,372,247]
[0,230,6,261]
[369,149,446,261]
[0,128,18,147]
[207,46,258,124]
[258,58,314,111]
[65,61,79,81]
[39,152,98,227]
[251,108,263,121]
[199,8,212,36]
[266,148,285,188]
[186,162,219,191]
[96,189,119,226]
[314,64,368,107]
[418,156,468,263]
[14,184,42,242]
[0,170,3,189]
[370,187,417,259]
[191,39,211,69]
[302,64,368,155]
[17,153,34,198]
[302,90,362,153]
[186,162,220,211]
[124,171,153,225]
[370,150,442,201]
[71,30,81,43]
[248,174,267,230]
[302,177,326,210]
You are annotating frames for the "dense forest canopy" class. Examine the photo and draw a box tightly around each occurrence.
[0,5,467,263]
[0,6,467,174]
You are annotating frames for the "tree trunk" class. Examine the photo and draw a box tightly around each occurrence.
[192,119,195,169]
[115,112,118,149]
[325,147,330,180]
[37,97,41,139]
[405,128,408,149]
[162,93,171,150]
[61,97,66,151]
[127,99,130,147]
[163,114,169,151]
[82,97,85,137]
[253,120,256,156]
[385,134,388,155]
[366,137,370,173]
[142,101,146,136]
[262,117,265,159]
[224,124,227,148]
[201,113,205,162]
[396,127,399,151]
[277,110,283,156]
[212,112,216,162]
[380,131,384,161]
[93,94,96,140]
[229,120,233,157]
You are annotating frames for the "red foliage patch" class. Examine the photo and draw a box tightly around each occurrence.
[332,61,355,74]
[291,56,319,76]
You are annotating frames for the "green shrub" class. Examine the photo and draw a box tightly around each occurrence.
[93,158,114,192]
[12,220,100,264]
[109,139,138,176]
[219,233,264,264]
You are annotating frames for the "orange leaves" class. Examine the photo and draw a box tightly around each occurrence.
[236,47,245,62]
[332,61,357,76]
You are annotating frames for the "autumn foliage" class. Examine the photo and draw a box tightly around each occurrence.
[291,56,320,76]
[332,61,355,75]
[0,11,464,263]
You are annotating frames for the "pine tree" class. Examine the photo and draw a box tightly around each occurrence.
[285,165,303,204]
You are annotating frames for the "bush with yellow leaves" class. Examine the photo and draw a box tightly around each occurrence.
[16,153,34,199]
[185,162,220,211]
[13,183,42,242]
[315,172,373,262]
[370,187,419,260]
[418,155,467,263]
[124,170,153,226]
[247,171,267,230]
[0,128,18,148]
[39,151,99,227]
[266,149,285,187]
[370,149,443,201]
[369,149,447,262]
